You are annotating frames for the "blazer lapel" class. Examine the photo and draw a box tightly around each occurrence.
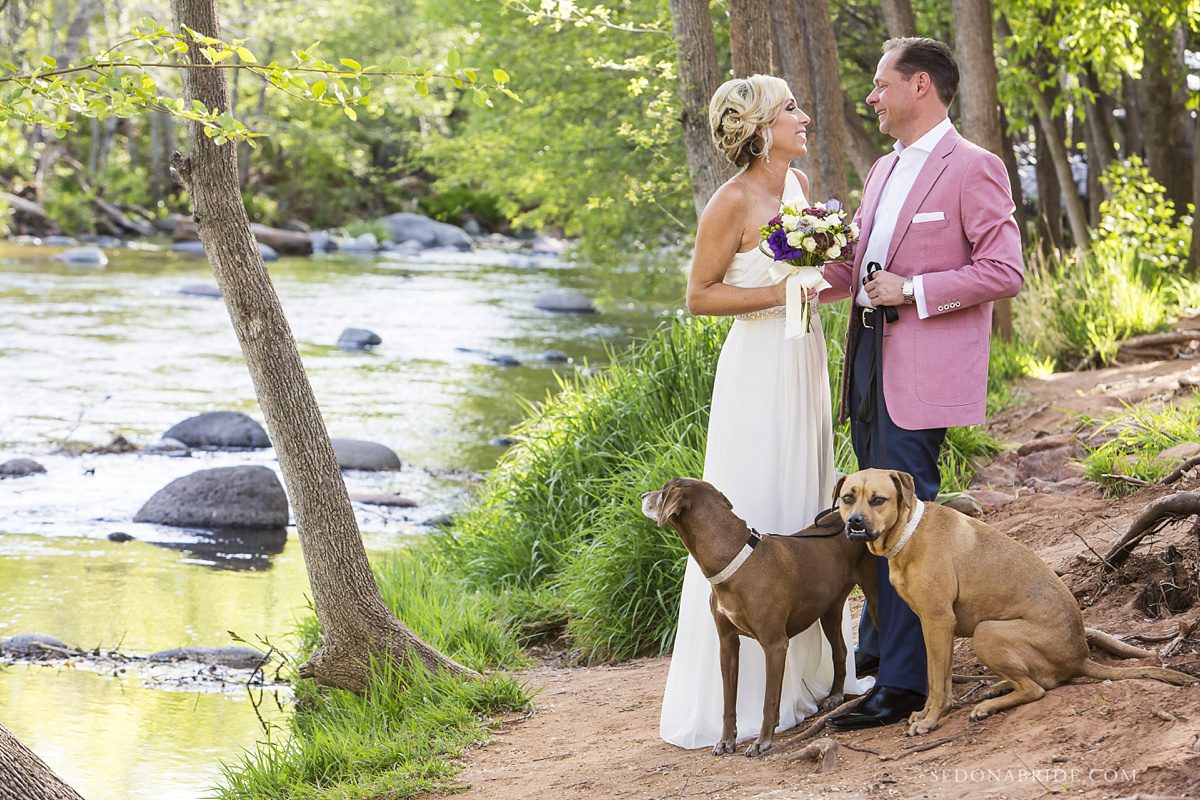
[884,129,961,267]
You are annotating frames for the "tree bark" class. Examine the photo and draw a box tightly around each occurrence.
[952,0,1003,155]
[997,105,1027,243]
[1189,110,1200,276]
[879,0,917,38]
[667,0,729,216]
[1118,72,1146,158]
[798,0,849,202]
[0,723,86,800]
[1034,115,1063,254]
[167,0,476,692]
[1032,85,1090,252]
[729,0,773,77]
[843,90,882,185]
[1138,14,1193,210]
[771,0,815,178]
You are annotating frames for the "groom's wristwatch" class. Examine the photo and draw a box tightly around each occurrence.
[901,279,915,305]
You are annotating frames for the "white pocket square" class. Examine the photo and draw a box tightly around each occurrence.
[913,211,946,223]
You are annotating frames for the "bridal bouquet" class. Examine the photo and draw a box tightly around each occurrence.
[759,199,860,338]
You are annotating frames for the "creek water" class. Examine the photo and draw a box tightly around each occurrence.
[0,240,679,799]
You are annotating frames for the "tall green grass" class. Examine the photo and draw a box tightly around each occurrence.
[1081,395,1200,497]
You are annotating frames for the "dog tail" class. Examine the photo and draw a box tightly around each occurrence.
[1079,659,1196,686]
[1084,627,1155,659]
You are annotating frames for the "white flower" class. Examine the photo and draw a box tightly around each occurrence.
[781,214,800,230]
[786,231,804,247]
[802,236,817,252]
[849,223,860,237]
[801,214,818,228]
[812,201,826,210]
[813,217,832,231]
[826,246,841,260]
[835,234,847,247]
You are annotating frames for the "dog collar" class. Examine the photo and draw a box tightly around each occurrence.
[884,500,924,559]
[707,533,760,585]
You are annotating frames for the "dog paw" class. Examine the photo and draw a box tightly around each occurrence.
[968,704,992,722]
[906,717,939,737]
[818,692,844,712]
[744,740,772,758]
[711,740,735,756]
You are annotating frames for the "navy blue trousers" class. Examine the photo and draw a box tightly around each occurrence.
[849,322,945,695]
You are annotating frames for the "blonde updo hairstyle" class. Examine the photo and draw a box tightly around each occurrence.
[709,75,791,169]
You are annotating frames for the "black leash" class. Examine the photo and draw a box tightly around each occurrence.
[855,262,897,468]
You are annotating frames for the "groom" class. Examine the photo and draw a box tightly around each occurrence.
[820,37,1024,729]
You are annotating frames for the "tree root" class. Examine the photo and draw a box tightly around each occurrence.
[775,693,868,748]
[1085,628,1157,659]
[1160,456,1200,487]
[1103,493,1200,571]
[780,737,838,771]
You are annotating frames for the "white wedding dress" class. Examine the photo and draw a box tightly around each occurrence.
[660,171,873,749]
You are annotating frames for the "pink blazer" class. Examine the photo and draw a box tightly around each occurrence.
[823,127,1024,430]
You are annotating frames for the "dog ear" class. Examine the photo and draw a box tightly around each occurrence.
[831,473,847,506]
[656,485,689,527]
[890,471,916,517]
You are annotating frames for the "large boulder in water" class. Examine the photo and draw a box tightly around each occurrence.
[133,465,289,530]
[377,212,472,251]
[0,458,46,479]
[164,411,270,449]
[331,439,402,471]
[0,633,74,658]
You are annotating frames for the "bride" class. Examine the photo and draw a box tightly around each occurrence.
[661,74,872,749]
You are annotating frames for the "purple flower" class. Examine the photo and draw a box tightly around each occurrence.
[826,198,843,213]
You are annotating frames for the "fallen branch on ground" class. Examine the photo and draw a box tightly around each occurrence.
[776,693,867,748]
[1160,456,1200,486]
[781,737,838,771]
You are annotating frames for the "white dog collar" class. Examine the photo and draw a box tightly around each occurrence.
[708,533,760,585]
[884,500,925,560]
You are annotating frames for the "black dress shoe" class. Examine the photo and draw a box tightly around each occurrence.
[826,686,926,730]
[854,651,879,677]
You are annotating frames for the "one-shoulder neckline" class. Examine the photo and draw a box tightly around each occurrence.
[733,171,807,256]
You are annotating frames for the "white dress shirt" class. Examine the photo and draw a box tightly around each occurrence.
[855,116,954,318]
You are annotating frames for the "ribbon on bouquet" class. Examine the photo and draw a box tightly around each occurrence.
[767,262,831,339]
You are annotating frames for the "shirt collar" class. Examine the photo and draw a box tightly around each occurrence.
[892,117,954,156]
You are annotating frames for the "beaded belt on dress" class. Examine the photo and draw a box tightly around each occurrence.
[734,305,787,321]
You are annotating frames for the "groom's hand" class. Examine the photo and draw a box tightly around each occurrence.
[864,270,905,307]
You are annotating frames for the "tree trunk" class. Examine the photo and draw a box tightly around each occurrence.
[997,105,1027,243]
[771,0,815,178]
[667,0,729,215]
[1139,15,1193,210]
[729,0,773,77]
[167,0,476,692]
[952,0,1003,155]
[1032,85,1090,252]
[1189,111,1200,276]
[1034,115,1063,254]
[0,723,86,800]
[879,0,917,38]
[798,0,849,202]
[1119,72,1146,158]
[1082,67,1115,175]
[843,90,882,185]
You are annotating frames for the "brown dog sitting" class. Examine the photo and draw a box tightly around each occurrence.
[836,468,1196,737]
[643,477,877,757]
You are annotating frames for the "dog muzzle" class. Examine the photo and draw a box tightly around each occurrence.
[844,515,878,542]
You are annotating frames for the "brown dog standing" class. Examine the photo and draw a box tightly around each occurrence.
[644,477,877,756]
[836,468,1195,736]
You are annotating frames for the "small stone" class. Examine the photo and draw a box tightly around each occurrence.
[108,532,134,542]
[337,328,382,351]
[172,240,207,255]
[331,439,402,471]
[145,437,190,455]
[42,235,78,246]
[179,283,222,299]
[0,458,46,479]
[534,290,596,314]
[966,489,1017,511]
[423,514,454,528]
[51,245,108,266]
[489,437,517,447]
[1050,754,1069,763]
[540,350,569,362]
[257,242,279,262]
[488,354,521,367]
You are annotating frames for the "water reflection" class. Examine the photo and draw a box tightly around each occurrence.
[150,529,289,572]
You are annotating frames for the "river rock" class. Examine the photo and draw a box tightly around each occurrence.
[133,465,289,530]
[336,232,379,252]
[337,327,382,350]
[172,240,207,255]
[42,235,78,247]
[489,354,521,367]
[249,222,313,255]
[0,633,74,658]
[531,235,570,255]
[148,645,268,669]
[489,436,517,447]
[108,531,135,542]
[164,411,270,449]
[179,283,222,299]
[349,492,418,508]
[384,238,424,256]
[1157,441,1200,466]
[258,242,279,262]
[535,290,596,314]
[540,350,569,362]
[377,212,472,251]
[1015,435,1082,484]
[331,439,402,471]
[0,458,46,478]
[144,437,190,456]
[311,231,335,253]
[51,246,108,266]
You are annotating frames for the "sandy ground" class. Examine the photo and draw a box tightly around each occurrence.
[442,326,1200,800]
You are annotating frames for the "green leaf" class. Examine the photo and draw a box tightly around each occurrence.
[343,105,357,121]
[472,88,489,107]
[311,80,327,99]
[464,68,478,82]
[42,56,57,68]
[493,69,509,84]
[415,80,428,97]
[340,58,362,71]
[235,47,255,62]
[447,48,461,70]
